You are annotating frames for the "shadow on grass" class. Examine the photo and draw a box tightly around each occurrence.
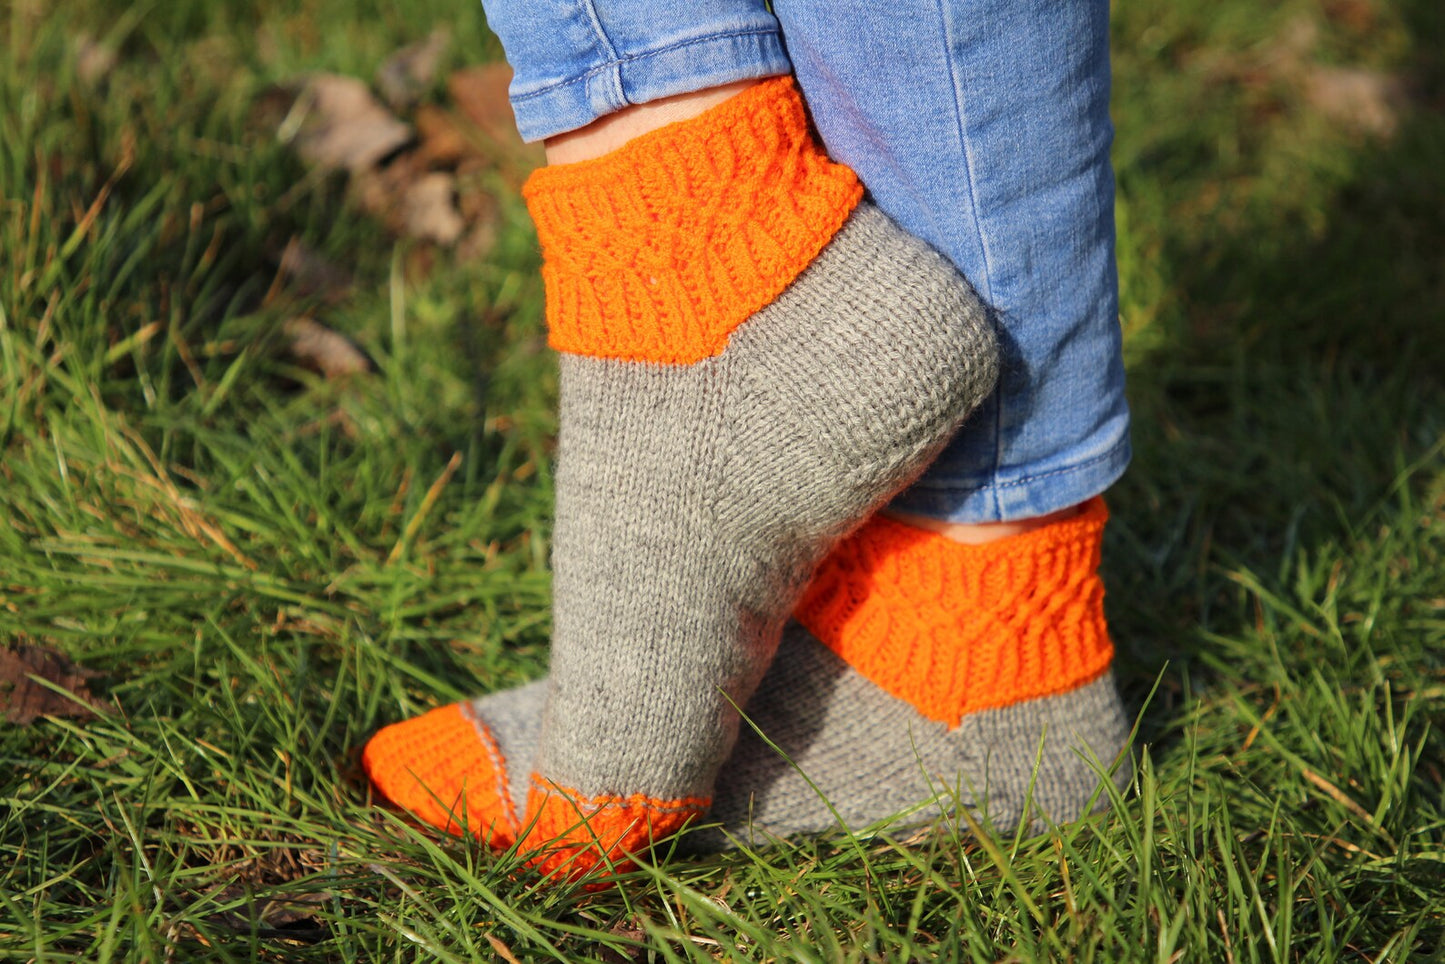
[1106,0,1444,748]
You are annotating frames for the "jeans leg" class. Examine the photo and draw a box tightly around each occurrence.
[774,0,1131,523]
[482,0,792,141]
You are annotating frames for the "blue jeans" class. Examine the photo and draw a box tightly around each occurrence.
[484,0,1130,524]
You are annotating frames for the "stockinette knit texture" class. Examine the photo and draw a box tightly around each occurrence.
[365,506,1131,861]
[364,76,999,880]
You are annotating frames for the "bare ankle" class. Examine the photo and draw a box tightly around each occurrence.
[882,501,1088,545]
[543,80,762,166]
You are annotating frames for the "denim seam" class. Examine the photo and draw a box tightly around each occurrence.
[934,4,996,299]
[935,0,1003,517]
[577,0,622,106]
[509,29,786,103]
[578,0,620,63]
[904,435,1130,492]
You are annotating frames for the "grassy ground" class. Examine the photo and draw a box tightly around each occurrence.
[2,0,1443,959]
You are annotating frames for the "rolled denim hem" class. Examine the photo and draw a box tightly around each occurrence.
[888,435,1132,524]
[508,29,793,143]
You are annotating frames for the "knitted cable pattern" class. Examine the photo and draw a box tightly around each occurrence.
[795,498,1116,728]
[523,76,863,364]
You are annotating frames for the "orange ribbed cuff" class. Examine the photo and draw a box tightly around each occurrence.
[796,498,1115,728]
[523,77,862,365]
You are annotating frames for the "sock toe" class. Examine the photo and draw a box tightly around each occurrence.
[363,703,519,845]
[518,781,708,881]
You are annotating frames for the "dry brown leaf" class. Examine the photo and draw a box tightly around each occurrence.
[447,64,543,185]
[261,64,530,264]
[447,63,517,142]
[257,890,330,930]
[414,104,470,167]
[188,827,333,942]
[346,164,399,224]
[597,919,648,964]
[287,74,412,172]
[276,239,353,304]
[1,643,99,725]
[376,29,449,111]
[456,183,500,263]
[457,217,499,264]
[1304,66,1407,137]
[1197,17,1409,140]
[284,316,373,378]
[487,934,523,964]
[1323,0,1380,33]
[345,150,427,229]
[455,162,498,220]
[399,171,465,245]
[73,33,117,87]
[1271,17,1319,74]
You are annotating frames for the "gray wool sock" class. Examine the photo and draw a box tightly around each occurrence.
[364,80,998,875]
[682,625,1131,852]
[458,621,1130,853]
[524,202,997,868]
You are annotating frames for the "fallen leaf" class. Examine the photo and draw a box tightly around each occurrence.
[263,65,530,263]
[597,919,648,964]
[1196,18,1410,140]
[403,245,438,280]
[487,934,523,964]
[447,63,517,142]
[414,104,470,167]
[1271,16,1319,72]
[1,643,99,724]
[1323,0,1379,34]
[447,64,543,185]
[257,890,331,930]
[346,162,402,224]
[376,29,448,111]
[73,33,117,87]
[455,164,498,222]
[455,181,500,263]
[1304,66,1408,137]
[345,147,423,216]
[457,218,499,264]
[399,171,465,245]
[249,81,301,138]
[276,238,353,304]
[284,316,373,377]
[183,823,334,942]
[346,151,466,247]
[286,74,413,172]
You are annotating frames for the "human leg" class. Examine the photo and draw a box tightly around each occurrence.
[489,0,790,143]
[374,498,1127,854]
[725,0,1136,828]
[773,0,1130,525]
[365,0,1135,870]
[366,61,998,877]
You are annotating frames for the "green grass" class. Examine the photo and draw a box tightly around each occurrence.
[2,0,1443,958]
